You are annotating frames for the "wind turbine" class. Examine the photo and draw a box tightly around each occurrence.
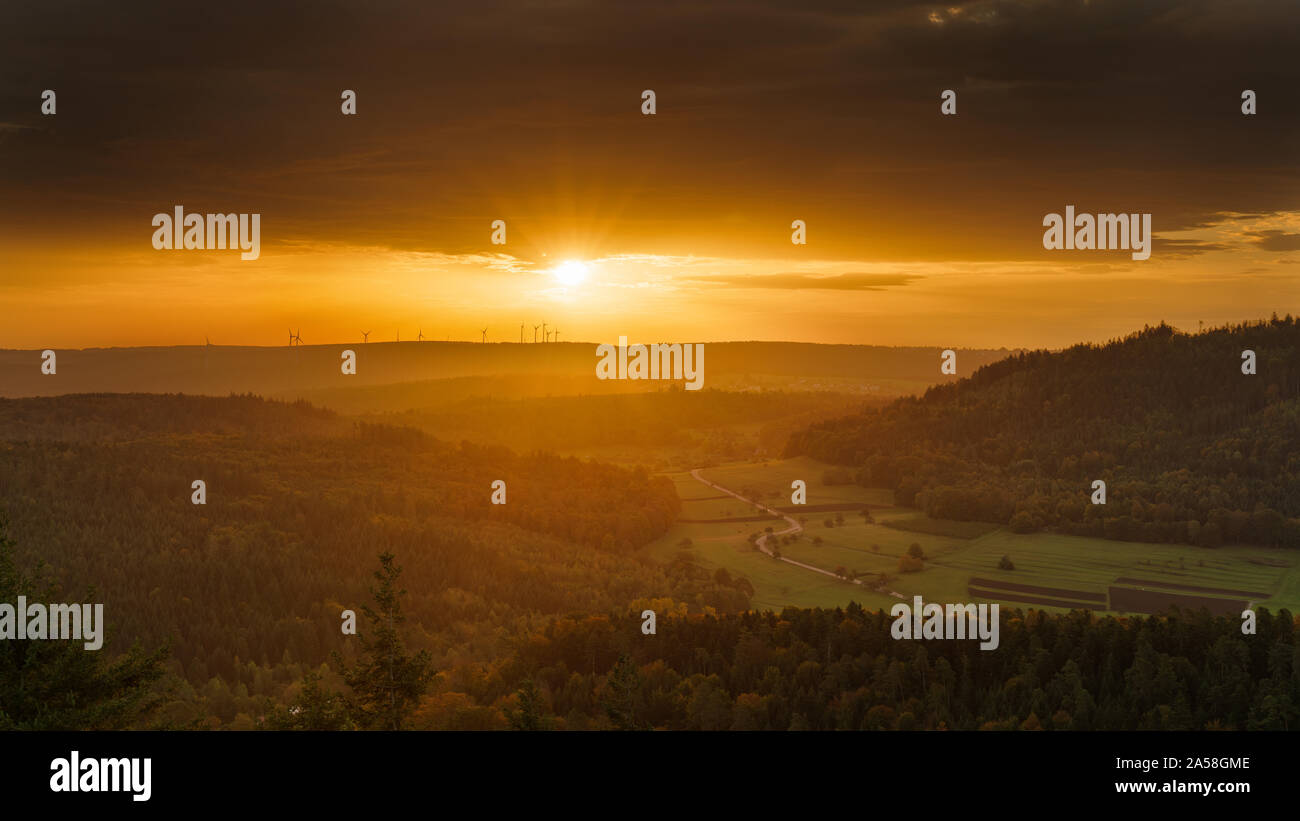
[288,328,294,348]
[542,321,548,342]
[480,328,488,343]
[520,323,524,344]
[362,330,370,343]
[553,327,560,343]
[533,324,540,343]
[418,327,425,342]
[293,329,302,346]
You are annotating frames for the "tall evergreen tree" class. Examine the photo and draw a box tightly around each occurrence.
[337,552,432,730]
[600,653,646,730]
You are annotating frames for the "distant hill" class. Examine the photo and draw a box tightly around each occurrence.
[338,388,877,466]
[786,320,1300,548]
[0,341,1015,398]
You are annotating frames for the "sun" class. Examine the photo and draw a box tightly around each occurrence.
[554,259,589,287]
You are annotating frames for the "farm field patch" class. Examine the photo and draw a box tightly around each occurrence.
[653,459,1300,617]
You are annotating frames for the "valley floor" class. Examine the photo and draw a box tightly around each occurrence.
[648,457,1300,616]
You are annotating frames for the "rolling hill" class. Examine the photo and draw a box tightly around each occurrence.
[0,341,1015,398]
[786,319,1300,548]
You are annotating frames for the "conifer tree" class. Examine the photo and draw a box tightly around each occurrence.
[600,653,646,730]
[506,678,549,730]
[337,552,432,730]
[266,669,354,730]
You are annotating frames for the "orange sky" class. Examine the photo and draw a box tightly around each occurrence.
[1,0,1296,349]
[2,213,1297,350]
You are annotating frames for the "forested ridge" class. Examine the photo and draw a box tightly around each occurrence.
[786,319,1300,548]
[480,605,1299,730]
[0,393,756,727]
[364,388,871,459]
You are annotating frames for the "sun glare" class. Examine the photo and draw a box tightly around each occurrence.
[554,259,589,287]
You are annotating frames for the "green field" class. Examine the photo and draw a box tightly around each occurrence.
[648,458,1300,615]
[646,469,898,611]
[941,530,1299,613]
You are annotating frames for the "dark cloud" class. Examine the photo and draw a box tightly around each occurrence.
[0,0,1297,261]
[1247,230,1300,251]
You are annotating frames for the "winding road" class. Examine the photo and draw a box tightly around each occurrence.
[688,467,903,597]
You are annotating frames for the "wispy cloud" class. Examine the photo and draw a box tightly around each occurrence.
[1246,230,1300,252]
[1152,238,1232,258]
[686,272,922,291]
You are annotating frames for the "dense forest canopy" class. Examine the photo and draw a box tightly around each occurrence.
[787,319,1300,548]
[0,393,753,726]
[482,605,1299,731]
